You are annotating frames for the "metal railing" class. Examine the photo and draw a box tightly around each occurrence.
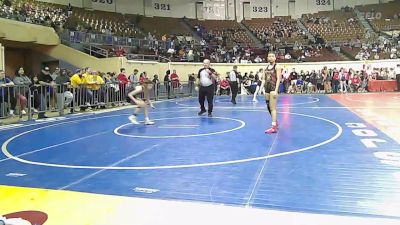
[60,30,171,50]
[126,54,160,61]
[83,45,109,58]
[0,81,196,122]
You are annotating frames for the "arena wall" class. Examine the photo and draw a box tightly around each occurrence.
[35,0,393,19]
[0,18,59,45]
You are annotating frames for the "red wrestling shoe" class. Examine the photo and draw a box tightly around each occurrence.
[265,125,278,134]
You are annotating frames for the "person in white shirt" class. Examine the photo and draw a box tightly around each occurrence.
[253,68,264,102]
[228,65,239,104]
[254,56,262,63]
[395,64,400,76]
[196,59,219,117]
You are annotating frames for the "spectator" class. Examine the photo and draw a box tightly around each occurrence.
[170,69,180,90]
[0,69,16,118]
[129,69,139,86]
[350,73,361,92]
[12,67,30,115]
[164,70,171,98]
[219,77,230,95]
[117,68,129,91]
[55,69,73,111]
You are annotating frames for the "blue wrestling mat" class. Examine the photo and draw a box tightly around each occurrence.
[1,95,399,218]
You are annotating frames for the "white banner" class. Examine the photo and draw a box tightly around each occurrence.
[250,0,271,18]
[150,0,172,17]
[203,1,225,20]
[117,0,144,15]
[307,0,333,12]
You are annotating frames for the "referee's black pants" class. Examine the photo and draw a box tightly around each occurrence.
[199,84,214,113]
[230,81,238,102]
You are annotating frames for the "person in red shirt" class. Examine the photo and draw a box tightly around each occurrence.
[117,68,129,95]
[219,77,230,95]
[332,69,340,93]
[350,74,361,92]
[170,69,180,89]
[139,72,148,84]
[117,68,129,85]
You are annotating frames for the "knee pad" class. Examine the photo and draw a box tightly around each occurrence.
[266,100,271,114]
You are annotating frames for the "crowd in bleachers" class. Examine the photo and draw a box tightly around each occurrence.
[191,20,254,47]
[0,0,142,38]
[66,9,139,38]
[302,8,365,43]
[243,17,308,46]
[0,0,68,30]
[356,1,400,32]
[341,35,400,60]
[1,0,400,64]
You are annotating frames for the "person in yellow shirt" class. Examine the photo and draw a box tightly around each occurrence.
[85,71,105,91]
[70,69,86,88]
[85,71,106,107]
[70,69,92,111]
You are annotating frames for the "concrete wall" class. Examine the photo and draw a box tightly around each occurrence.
[0,18,60,45]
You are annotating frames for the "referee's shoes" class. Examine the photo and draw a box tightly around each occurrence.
[198,110,212,117]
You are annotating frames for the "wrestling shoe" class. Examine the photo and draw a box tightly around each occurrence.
[128,115,140,124]
[265,125,278,134]
[144,119,155,125]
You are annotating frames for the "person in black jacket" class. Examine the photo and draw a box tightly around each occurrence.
[163,70,171,98]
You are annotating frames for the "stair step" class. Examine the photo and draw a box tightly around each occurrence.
[239,22,263,48]
[296,19,315,42]
[180,19,201,42]
[354,8,374,32]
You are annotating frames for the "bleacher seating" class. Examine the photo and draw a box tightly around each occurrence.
[0,0,68,29]
[137,16,192,39]
[356,1,400,32]
[189,19,255,47]
[341,46,392,60]
[242,17,308,45]
[291,47,344,62]
[2,0,397,63]
[70,8,140,38]
[302,10,365,43]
